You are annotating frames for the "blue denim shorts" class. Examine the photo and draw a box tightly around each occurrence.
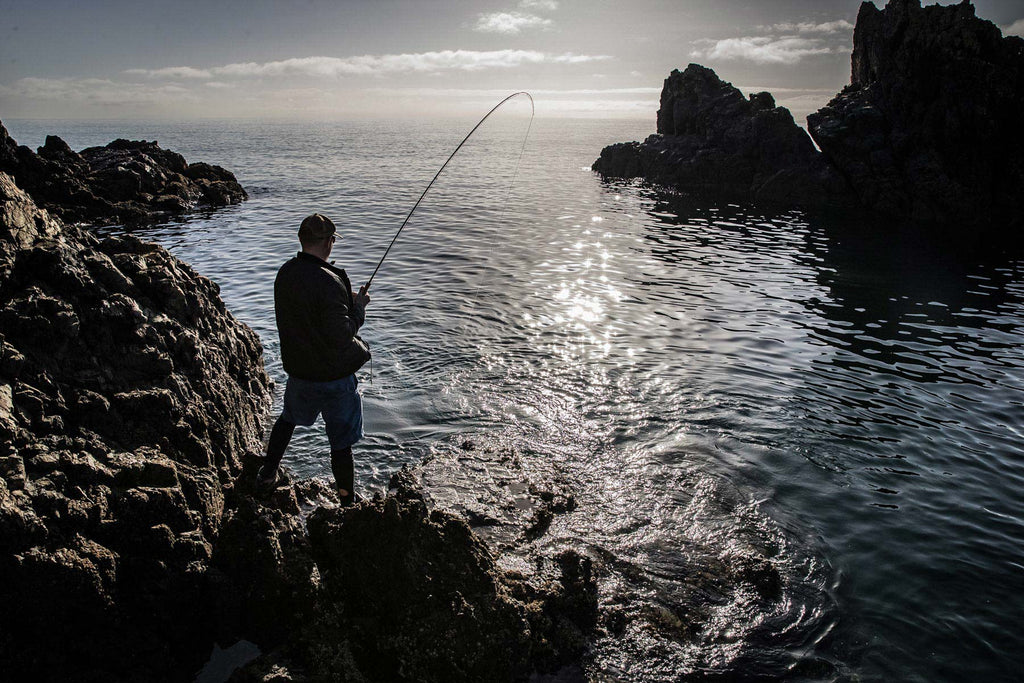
[281,375,363,449]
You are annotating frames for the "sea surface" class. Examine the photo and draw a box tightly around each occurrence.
[6,114,1023,682]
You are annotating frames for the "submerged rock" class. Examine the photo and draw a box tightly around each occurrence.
[0,121,247,226]
[592,64,853,209]
[0,171,272,680]
[807,0,1024,230]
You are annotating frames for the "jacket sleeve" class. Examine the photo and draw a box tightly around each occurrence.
[321,280,363,349]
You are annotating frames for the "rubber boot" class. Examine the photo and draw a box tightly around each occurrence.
[258,416,295,487]
[331,446,355,506]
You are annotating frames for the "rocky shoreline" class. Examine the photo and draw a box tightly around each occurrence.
[0,122,246,226]
[594,0,1024,233]
[0,125,600,681]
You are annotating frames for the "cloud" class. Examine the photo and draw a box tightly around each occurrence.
[124,50,608,80]
[475,11,552,34]
[0,77,199,107]
[519,0,559,10]
[691,36,836,64]
[550,53,611,64]
[1004,19,1024,37]
[693,17,851,65]
[764,20,853,34]
[124,65,213,79]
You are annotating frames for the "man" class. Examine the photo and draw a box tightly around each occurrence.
[257,213,371,505]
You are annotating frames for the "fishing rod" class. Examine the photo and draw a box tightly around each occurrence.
[363,91,534,292]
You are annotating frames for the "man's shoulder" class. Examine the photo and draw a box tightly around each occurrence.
[276,254,345,290]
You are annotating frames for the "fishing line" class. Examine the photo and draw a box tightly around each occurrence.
[363,91,535,292]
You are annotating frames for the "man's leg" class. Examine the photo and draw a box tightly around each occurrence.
[330,446,354,505]
[258,415,295,484]
[322,375,363,505]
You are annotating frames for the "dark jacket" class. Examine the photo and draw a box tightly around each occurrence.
[275,251,370,381]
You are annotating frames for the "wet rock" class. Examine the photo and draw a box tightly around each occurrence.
[210,462,318,652]
[593,64,854,209]
[0,171,272,681]
[0,121,247,226]
[299,478,596,682]
[306,487,535,682]
[229,655,315,683]
[808,0,1024,230]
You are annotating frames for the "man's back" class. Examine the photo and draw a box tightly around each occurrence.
[275,251,365,381]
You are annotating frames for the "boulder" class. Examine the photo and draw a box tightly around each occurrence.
[226,473,598,683]
[593,64,853,209]
[807,0,1024,230]
[0,121,247,226]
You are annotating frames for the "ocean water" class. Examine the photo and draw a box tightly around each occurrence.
[6,115,1023,682]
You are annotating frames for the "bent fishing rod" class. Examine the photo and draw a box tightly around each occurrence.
[363,91,534,293]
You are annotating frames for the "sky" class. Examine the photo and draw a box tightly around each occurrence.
[1,0,1022,125]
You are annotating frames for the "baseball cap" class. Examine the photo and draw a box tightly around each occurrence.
[298,213,337,240]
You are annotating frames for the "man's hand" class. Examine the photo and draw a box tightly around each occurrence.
[355,284,370,308]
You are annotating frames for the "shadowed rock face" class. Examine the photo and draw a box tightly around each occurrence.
[593,64,853,209]
[0,171,272,680]
[228,466,597,683]
[0,122,247,226]
[808,0,1024,229]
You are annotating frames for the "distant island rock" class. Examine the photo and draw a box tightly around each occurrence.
[595,0,1024,232]
[0,121,247,226]
[593,64,854,209]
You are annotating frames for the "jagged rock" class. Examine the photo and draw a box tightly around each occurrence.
[0,122,247,226]
[593,64,853,208]
[300,478,597,682]
[0,171,272,681]
[210,461,320,652]
[808,0,1024,230]
[307,487,533,682]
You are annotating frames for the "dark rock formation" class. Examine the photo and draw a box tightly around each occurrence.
[596,1,1024,233]
[0,170,272,680]
[807,0,1024,229]
[593,64,853,208]
[0,121,247,226]
[230,465,597,683]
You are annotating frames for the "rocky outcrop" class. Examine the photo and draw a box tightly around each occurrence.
[595,1,1024,233]
[0,121,247,226]
[807,0,1024,229]
[227,455,598,683]
[593,64,853,208]
[0,171,272,680]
